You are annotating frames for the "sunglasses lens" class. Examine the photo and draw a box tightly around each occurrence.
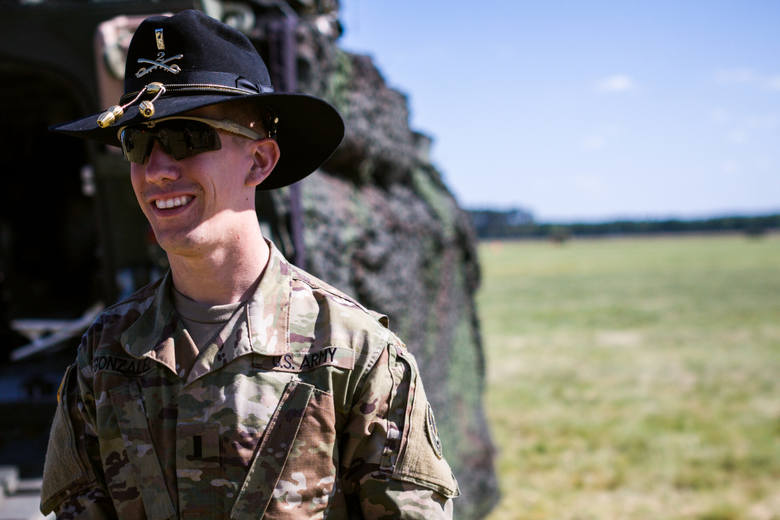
[158,121,221,160]
[120,120,222,164]
[120,127,152,164]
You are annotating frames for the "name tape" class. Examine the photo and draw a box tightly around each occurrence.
[254,346,355,373]
[93,355,153,376]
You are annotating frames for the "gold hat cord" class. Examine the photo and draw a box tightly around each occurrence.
[96,82,166,128]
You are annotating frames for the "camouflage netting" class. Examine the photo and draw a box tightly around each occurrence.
[258,2,500,517]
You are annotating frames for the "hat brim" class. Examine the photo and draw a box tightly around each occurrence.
[51,92,344,190]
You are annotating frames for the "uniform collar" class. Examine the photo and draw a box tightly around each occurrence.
[245,239,292,357]
[119,240,293,374]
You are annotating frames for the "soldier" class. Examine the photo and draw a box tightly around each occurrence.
[40,9,458,519]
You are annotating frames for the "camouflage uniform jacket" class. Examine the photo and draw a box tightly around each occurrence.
[40,241,459,519]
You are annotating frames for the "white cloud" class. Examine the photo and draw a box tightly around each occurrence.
[580,124,621,151]
[596,74,634,92]
[581,135,607,151]
[572,173,608,195]
[717,113,777,145]
[746,114,778,130]
[752,155,773,171]
[710,107,729,124]
[766,75,780,90]
[727,129,748,144]
[715,68,780,90]
[715,68,756,84]
[720,160,740,175]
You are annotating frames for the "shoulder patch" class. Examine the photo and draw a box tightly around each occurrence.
[426,403,443,459]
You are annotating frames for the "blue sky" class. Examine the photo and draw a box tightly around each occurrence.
[338,1,780,222]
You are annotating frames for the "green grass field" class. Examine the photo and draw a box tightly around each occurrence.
[478,234,780,520]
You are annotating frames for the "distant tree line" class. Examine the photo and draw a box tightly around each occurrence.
[468,208,780,240]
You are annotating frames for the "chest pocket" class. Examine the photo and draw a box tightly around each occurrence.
[109,381,177,520]
[231,379,339,519]
[230,380,312,518]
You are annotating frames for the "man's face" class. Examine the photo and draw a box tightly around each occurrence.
[129,106,266,256]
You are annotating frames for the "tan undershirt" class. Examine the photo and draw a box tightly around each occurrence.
[172,288,243,378]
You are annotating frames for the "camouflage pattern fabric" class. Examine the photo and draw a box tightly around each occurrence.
[40,241,459,519]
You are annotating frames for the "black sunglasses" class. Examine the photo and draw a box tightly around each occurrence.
[119,116,265,164]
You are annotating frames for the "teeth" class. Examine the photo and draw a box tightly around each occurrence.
[155,195,191,210]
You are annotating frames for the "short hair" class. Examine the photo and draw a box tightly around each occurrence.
[210,100,278,139]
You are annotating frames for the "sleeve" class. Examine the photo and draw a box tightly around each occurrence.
[340,341,460,519]
[40,360,116,519]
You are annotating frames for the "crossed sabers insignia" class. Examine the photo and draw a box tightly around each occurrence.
[135,54,184,78]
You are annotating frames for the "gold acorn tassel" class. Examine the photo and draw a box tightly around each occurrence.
[96,82,166,128]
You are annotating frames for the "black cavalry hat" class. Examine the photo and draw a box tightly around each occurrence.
[52,9,344,190]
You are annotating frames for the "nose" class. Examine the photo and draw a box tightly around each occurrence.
[143,140,181,184]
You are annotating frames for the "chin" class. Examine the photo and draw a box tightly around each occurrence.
[153,230,196,254]
[157,227,220,258]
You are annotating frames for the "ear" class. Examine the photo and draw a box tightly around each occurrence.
[245,139,280,187]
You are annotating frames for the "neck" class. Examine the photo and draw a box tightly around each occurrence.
[167,220,270,305]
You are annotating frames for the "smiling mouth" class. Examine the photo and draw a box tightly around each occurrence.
[154,195,193,210]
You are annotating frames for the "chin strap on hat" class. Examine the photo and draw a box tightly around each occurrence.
[97,82,166,128]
